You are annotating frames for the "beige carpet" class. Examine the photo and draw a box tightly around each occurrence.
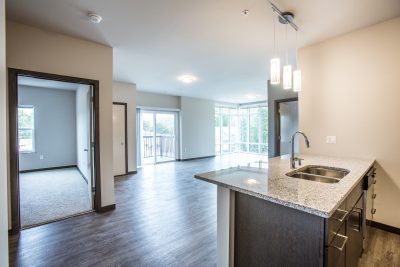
[20,167,92,227]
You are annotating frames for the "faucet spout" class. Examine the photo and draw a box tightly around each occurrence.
[290,131,310,169]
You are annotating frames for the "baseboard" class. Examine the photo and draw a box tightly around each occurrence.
[19,165,77,173]
[97,204,116,213]
[76,166,88,184]
[368,220,400,235]
[114,171,137,178]
[178,155,216,161]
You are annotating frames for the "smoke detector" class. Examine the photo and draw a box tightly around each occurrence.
[88,13,102,24]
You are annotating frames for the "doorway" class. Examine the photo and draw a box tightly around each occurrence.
[137,109,178,165]
[275,98,299,156]
[113,102,128,176]
[8,68,101,233]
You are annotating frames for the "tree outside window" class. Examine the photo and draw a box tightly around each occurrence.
[18,106,35,153]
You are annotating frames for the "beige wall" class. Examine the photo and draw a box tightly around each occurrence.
[136,90,180,110]
[6,21,116,218]
[299,17,400,228]
[0,0,9,265]
[113,81,137,172]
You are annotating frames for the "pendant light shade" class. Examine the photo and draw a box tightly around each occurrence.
[283,64,292,89]
[270,58,280,85]
[293,70,301,92]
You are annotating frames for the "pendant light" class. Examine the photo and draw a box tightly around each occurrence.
[270,14,280,85]
[282,24,292,89]
[293,31,302,92]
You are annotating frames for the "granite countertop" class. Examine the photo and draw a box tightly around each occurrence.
[194,154,375,218]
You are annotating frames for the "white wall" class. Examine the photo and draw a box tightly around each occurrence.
[136,90,180,109]
[180,97,215,159]
[18,86,77,171]
[6,21,115,217]
[299,17,400,228]
[76,84,91,200]
[0,0,9,264]
[113,81,137,172]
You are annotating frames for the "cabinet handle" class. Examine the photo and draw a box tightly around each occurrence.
[351,208,362,232]
[372,194,377,199]
[373,180,377,185]
[331,234,348,251]
[334,209,349,222]
[371,208,377,215]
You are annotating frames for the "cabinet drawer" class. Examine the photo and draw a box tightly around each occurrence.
[327,201,347,245]
[326,223,346,267]
[346,180,363,210]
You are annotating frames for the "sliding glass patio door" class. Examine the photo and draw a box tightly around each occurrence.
[139,110,177,165]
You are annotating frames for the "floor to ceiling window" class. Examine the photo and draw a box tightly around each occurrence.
[215,103,268,155]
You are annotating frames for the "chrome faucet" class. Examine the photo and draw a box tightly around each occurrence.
[290,131,310,169]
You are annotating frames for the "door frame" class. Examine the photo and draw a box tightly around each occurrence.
[8,68,102,234]
[137,108,180,165]
[274,97,298,157]
[112,102,128,176]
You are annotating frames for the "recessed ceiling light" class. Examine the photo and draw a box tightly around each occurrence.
[177,74,197,84]
[88,13,102,24]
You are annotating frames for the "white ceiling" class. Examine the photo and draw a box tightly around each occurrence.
[7,0,400,103]
[18,76,80,91]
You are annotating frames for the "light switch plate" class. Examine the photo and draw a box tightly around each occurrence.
[326,136,337,144]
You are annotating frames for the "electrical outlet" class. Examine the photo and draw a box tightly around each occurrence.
[39,155,44,160]
[326,136,337,144]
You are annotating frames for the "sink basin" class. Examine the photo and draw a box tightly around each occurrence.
[288,172,340,183]
[301,166,349,179]
[286,165,349,184]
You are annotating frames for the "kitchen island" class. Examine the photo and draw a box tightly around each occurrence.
[195,154,375,267]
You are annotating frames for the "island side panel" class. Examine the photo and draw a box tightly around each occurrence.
[217,186,235,267]
[234,192,325,267]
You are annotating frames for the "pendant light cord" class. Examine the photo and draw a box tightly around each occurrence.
[285,24,288,64]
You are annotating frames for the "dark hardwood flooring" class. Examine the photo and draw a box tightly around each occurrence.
[359,227,400,267]
[8,156,400,267]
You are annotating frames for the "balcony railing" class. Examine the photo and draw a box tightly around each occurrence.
[143,135,175,159]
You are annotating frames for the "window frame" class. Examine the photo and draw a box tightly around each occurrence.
[18,105,36,153]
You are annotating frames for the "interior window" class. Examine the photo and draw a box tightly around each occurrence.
[18,106,35,153]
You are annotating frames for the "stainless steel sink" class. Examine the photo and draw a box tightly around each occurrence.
[288,172,340,183]
[286,165,350,184]
[301,166,349,179]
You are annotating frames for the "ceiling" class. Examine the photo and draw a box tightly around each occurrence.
[7,0,400,103]
[18,76,81,91]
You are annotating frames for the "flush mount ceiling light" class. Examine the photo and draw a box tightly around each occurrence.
[177,74,197,84]
[88,13,102,24]
[245,93,260,100]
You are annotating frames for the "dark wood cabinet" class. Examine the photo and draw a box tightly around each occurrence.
[346,197,363,267]
[234,177,367,267]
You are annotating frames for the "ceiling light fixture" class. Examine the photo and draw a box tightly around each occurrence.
[88,13,102,24]
[283,24,292,89]
[293,31,302,92]
[268,1,301,92]
[270,14,280,85]
[177,74,197,84]
[245,94,259,100]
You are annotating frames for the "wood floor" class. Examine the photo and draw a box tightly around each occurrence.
[8,156,400,267]
[359,227,400,267]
